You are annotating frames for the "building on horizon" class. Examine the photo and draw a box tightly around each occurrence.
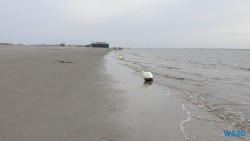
[89,42,109,48]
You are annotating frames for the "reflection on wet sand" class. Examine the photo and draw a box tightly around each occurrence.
[141,81,153,89]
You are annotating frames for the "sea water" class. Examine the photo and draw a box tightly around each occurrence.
[118,48,250,140]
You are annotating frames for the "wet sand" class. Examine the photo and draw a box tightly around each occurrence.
[105,53,187,141]
[0,46,186,141]
[0,46,116,141]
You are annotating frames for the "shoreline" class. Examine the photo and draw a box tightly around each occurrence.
[0,46,187,140]
[114,48,250,141]
[0,46,199,140]
[105,52,187,140]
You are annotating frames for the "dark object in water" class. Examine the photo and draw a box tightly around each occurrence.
[144,78,153,81]
[58,60,72,63]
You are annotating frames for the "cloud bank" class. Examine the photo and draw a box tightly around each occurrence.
[0,0,249,48]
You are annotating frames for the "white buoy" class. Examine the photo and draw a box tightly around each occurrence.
[118,55,124,59]
[142,71,153,81]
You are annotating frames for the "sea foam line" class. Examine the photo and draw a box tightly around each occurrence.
[180,104,192,141]
[165,90,170,96]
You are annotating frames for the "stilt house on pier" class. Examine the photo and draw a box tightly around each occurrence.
[90,42,109,48]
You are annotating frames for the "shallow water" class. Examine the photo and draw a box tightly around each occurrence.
[118,48,250,140]
[105,53,187,141]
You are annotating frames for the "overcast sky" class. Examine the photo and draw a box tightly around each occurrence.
[0,0,250,48]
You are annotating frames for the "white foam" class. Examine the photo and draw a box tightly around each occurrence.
[180,104,192,141]
[165,90,170,96]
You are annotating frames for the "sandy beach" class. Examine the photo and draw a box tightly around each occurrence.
[0,46,114,141]
[0,46,186,141]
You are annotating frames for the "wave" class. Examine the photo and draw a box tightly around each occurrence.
[119,49,250,133]
[158,66,180,70]
[164,74,186,80]
[182,92,250,132]
[180,104,191,141]
[239,67,250,71]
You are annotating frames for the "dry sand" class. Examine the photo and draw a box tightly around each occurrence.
[0,45,186,141]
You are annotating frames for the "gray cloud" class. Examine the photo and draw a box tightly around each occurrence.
[0,0,250,48]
